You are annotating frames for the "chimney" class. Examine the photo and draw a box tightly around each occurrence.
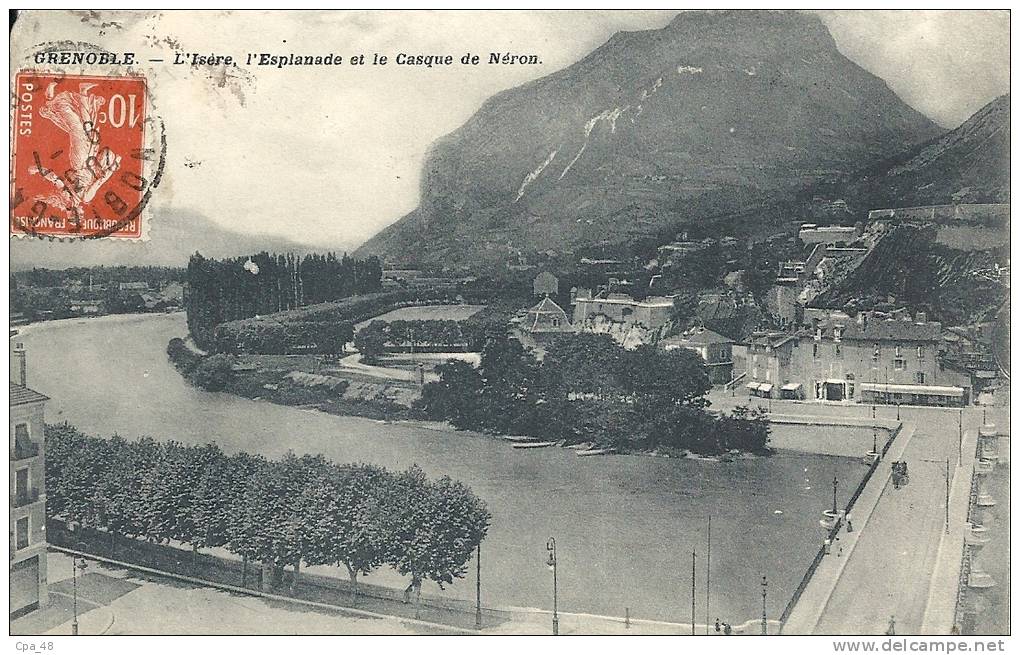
[11,342,26,386]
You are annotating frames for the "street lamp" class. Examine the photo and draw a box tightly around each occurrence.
[71,545,89,635]
[761,575,768,635]
[475,543,482,630]
[958,409,963,466]
[831,474,839,515]
[546,537,559,636]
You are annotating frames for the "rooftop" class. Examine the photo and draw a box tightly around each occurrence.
[10,382,48,407]
[662,328,734,347]
[528,297,567,316]
[804,313,942,342]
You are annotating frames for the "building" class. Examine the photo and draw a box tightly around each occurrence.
[660,328,734,384]
[525,297,571,336]
[572,289,673,330]
[533,271,559,297]
[743,332,798,399]
[10,344,49,619]
[159,281,185,304]
[118,281,149,292]
[798,224,861,245]
[790,310,965,405]
[744,310,967,405]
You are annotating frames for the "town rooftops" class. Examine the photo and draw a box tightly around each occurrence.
[803,311,942,342]
[662,328,734,347]
[576,293,674,308]
[528,296,567,316]
[10,382,48,407]
[747,331,796,349]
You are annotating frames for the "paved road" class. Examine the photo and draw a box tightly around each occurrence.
[813,429,954,634]
[712,392,1010,635]
[12,552,449,636]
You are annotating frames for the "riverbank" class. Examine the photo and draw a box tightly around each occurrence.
[166,336,423,422]
[20,311,873,623]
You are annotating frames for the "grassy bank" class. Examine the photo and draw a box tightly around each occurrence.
[167,337,420,421]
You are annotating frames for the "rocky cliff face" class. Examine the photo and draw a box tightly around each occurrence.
[358,10,942,268]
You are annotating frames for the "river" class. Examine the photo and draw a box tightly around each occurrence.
[18,312,867,623]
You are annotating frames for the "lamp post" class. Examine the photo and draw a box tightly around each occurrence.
[831,474,839,515]
[896,403,901,421]
[958,409,963,467]
[761,575,768,635]
[872,429,878,455]
[475,542,482,630]
[71,547,89,635]
[691,549,696,635]
[546,537,559,636]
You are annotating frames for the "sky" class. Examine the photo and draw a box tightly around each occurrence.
[10,10,1010,250]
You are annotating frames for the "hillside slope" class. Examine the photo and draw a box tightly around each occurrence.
[358,10,942,268]
[10,209,343,270]
[829,94,1009,209]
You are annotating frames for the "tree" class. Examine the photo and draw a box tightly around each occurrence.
[668,292,700,334]
[382,466,490,619]
[303,464,392,603]
[191,354,236,391]
[415,360,484,428]
[354,321,389,363]
[622,345,711,410]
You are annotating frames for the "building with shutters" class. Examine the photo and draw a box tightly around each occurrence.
[10,343,49,619]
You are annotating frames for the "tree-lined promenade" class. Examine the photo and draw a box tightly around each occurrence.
[44,423,490,617]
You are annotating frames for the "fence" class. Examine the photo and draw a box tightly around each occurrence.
[46,518,507,627]
[778,422,903,626]
[952,436,983,632]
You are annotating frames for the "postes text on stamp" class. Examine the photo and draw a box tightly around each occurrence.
[11,72,149,239]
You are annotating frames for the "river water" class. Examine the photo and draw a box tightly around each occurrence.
[19,312,867,623]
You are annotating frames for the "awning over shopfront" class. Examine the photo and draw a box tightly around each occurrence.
[746,382,761,391]
[781,383,802,392]
[757,383,774,394]
[859,382,964,397]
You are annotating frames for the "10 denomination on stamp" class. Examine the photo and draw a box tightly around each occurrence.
[11,72,148,239]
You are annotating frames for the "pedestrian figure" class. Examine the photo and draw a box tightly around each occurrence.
[715,618,721,633]
[723,623,732,635]
[838,546,843,557]
[847,514,854,533]
[886,616,896,636]
[403,582,414,604]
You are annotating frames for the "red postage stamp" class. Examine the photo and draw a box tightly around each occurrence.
[11,72,149,239]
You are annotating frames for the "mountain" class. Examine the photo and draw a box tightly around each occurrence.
[357,10,942,269]
[809,95,1010,325]
[10,209,353,270]
[831,94,1009,208]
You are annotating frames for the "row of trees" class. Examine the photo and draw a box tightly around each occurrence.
[416,333,771,455]
[210,292,411,355]
[355,319,472,363]
[213,320,355,356]
[45,423,490,616]
[186,252,383,349]
[12,265,185,289]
